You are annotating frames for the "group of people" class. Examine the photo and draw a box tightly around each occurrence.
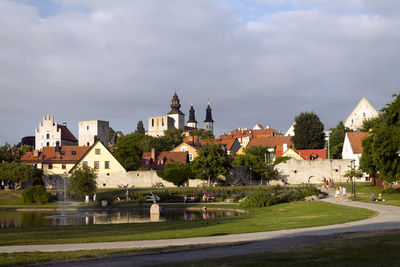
[370,193,386,202]
[321,177,335,191]
[335,186,347,202]
[85,193,96,205]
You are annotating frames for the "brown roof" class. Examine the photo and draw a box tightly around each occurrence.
[21,146,89,164]
[57,125,78,142]
[218,138,236,151]
[142,151,188,169]
[276,149,326,160]
[347,132,369,154]
[247,136,294,150]
[218,128,280,140]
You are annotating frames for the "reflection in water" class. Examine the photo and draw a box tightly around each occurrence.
[0,209,240,228]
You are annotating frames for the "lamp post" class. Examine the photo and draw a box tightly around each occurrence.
[351,159,356,199]
[249,166,252,186]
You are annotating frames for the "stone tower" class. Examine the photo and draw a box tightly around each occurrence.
[78,120,109,147]
[344,97,379,131]
[166,92,185,130]
[187,104,198,128]
[204,102,214,134]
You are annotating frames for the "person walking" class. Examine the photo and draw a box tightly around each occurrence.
[93,193,96,204]
[342,186,347,202]
[85,195,89,205]
[335,187,340,202]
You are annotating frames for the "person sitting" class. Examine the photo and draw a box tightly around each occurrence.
[376,193,386,202]
[370,194,376,202]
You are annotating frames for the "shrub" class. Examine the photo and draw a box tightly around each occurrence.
[382,187,400,193]
[239,190,277,208]
[22,185,51,204]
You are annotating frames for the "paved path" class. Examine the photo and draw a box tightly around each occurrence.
[2,195,400,254]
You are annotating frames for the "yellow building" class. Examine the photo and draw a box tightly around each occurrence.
[280,148,304,160]
[236,139,250,155]
[171,143,200,162]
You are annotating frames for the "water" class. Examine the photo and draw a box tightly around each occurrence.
[0,208,240,228]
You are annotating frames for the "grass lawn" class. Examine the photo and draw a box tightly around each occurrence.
[0,201,375,246]
[167,229,400,267]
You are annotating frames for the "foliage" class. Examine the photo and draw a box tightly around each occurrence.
[0,143,30,163]
[162,128,184,150]
[191,144,231,185]
[328,121,351,159]
[359,94,400,182]
[273,156,291,165]
[0,162,43,189]
[344,164,363,180]
[22,185,51,204]
[359,115,384,132]
[292,112,325,149]
[239,190,276,208]
[157,161,193,186]
[136,121,145,134]
[189,129,215,139]
[67,167,97,199]
[112,132,144,171]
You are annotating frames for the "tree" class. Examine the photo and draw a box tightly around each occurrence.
[67,167,97,199]
[189,129,215,139]
[160,129,184,150]
[136,121,145,134]
[157,162,193,186]
[0,162,42,190]
[359,115,384,132]
[292,112,325,149]
[359,94,400,183]
[328,121,350,159]
[191,144,231,186]
[112,132,144,171]
[0,143,22,163]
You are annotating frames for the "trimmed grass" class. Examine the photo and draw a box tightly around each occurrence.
[0,201,375,246]
[165,230,400,267]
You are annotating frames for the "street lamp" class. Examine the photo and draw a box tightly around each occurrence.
[351,159,356,199]
[249,166,252,185]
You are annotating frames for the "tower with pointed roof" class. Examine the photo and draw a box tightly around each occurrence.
[187,104,198,128]
[344,97,379,131]
[204,102,214,134]
[166,92,185,130]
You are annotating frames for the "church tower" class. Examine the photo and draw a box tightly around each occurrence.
[187,104,198,128]
[167,91,185,130]
[204,102,214,134]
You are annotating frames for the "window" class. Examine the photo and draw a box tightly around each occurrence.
[48,163,53,169]
[363,112,366,117]
[87,126,89,131]
[82,161,88,168]
[105,161,110,169]
[46,142,49,147]
[181,146,187,152]
[162,118,164,126]
[145,160,149,165]
[94,161,99,169]
[189,153,193,161]
[46,133,50,139]
[71,151,76,155]
[62,164,66,169]
[95,149,101,155]
[61,151,65,155]
[87,142,90,146]
[103,126,105,132]
[152,119,154,127]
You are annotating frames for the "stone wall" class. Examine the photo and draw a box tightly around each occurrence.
[275,158,353,184]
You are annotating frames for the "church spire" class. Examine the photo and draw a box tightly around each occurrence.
[167,91,184,115]
[204,102,214,123]
[187,104,197,128]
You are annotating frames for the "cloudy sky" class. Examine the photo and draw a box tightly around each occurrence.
[1,0,399,145]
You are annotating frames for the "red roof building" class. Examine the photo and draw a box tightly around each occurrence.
[141,148,189,170]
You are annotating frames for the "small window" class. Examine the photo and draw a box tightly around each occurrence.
[189,153,193,161]
[152,119,154,127]
[94,161,99,169]
[62,164,66,169]
[363,112,366,117]
[61,151,65,155]
[46,142,50,147]
[106,173,110,176]
[95,149,101,155]
[145,160,149,165]
[46,133,50,139]
[82,161,88,168]
[48,163,53,169]
[71,151,76,155]
[181,146,187,152]
[105,161,110,169]
[103,126,105,132]
[103,183,106,187]
[87,126,89,131]
[87,142,90,146]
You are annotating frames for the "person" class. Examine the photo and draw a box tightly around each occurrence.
[370,194,376,201]
[377,193,386,202]
[331,181,335,190]
[183,195,187,203]
[335,187,340,202]
[342,186,347,202]
[85,195,89,205]
[93,193,96,203]
[126,189,130,201]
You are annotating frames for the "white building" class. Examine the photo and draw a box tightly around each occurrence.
[35,115,78,151]
[79,120,109,147]
[342,132,369,167]
[344,97,379,131]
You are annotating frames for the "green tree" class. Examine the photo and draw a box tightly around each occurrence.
[0,162,42,190]
[292,112,325,149]
[328,121,351,159]
[0,143,22,163]
[359,115,383,132]
[136,121,145,134]
[161,129,184,150]
[112,132,144,171]
[157,162,193,186]
[189,129,215,139]
[67,167,97,199]
[359,94,400,183]
[191,144,231,186]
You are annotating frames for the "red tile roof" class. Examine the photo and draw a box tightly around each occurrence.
[247,136,294,150]
[57,125,78,142]
[21,146,89,164]
[276,149,326,160]
[218,128,280,140]
[218,138,236,151]
[141,151,188,169]
[347,132,370,154]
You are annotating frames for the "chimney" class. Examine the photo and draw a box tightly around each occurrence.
[62,122,67,126]
[151,148,156,161]
[283,143,288,153]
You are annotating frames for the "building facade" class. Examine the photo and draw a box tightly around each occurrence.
[345,98,379,131]
[78,120,109,147]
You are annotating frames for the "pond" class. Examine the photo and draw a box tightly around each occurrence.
[0,208,241,228]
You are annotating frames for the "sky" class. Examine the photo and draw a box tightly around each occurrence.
[1,0,399,145]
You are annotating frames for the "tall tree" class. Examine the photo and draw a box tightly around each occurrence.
[112,132,144,171]
[292,112,325,149]
[157,162,193,186]
[136,121,145,134]
[189,129,215,139]
[191,144,231,186]
[67,167,97,199]
[328,121,350,159]
[160,129,184,150]
[360,94,400,182]
[0,162,42,190]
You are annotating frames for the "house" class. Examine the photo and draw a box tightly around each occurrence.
[342,132,369,167]
[21,145,90,175]
[218,138,241,155]
[276,148,326,160]
[171,142,201,162]
[141,148,188,169]
[35,115,78,150]
[247,136,294,159]
[344,98,379,131]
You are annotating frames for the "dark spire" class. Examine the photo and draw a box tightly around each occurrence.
[187,104,197,123]
[204,102,214,123]
[167,91,184,115]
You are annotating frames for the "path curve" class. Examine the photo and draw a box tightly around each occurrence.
[2,194,400,254]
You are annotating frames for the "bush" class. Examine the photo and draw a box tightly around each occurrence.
[22,185,51,204]
[239,190,277,208]
[67,167,97,200]
[382,187,400,193]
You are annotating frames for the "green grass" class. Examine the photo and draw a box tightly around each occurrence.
[0,201,375,246]
[163,230,400,267]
